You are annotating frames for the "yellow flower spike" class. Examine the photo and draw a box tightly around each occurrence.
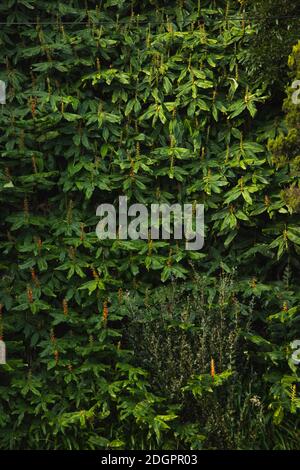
[210,358,215,380]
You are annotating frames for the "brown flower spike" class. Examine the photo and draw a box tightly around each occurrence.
[103,301,108,322]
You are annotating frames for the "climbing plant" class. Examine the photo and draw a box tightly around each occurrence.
[0,0,299,450]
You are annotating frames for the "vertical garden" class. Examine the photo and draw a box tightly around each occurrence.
[0,0,300,450]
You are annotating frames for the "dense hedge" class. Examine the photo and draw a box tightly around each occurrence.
[0,0,299,449]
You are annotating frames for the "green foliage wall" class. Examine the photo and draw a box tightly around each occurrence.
[0,0,299,449]
[244,0,300,88]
